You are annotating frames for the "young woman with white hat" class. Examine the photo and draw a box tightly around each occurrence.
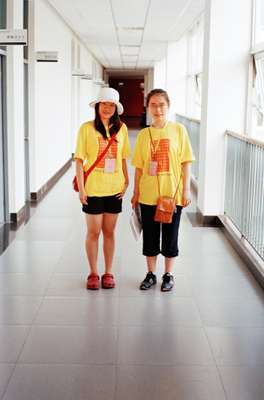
[74,87,130,290]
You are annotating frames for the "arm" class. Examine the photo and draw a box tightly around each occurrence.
[131,167,142,208]
[116,159,129,198]
[75,158,88,204]
[181,161,192,207]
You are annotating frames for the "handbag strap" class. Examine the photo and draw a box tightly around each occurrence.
[83,129,119,180]
[148,127,181,201]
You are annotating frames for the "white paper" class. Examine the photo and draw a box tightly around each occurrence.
[129,206,142,241]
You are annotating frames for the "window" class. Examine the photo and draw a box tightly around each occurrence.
[23,0,29,60]
[0,0,6,29]
[0,0,6,52]
[252,52,264,139]
[253,0,264,47]
[186,16,204,119]
[251,1,264,140]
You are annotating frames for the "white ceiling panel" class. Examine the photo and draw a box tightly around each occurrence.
[111,0,149,27]
[118,29,143,46]
[47,0,205,70]
[139,42,167,60]
[120,46,140,55]
[122,55,138,60]
[101,45,120,60]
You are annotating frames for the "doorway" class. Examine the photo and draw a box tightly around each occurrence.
[109,77,144,129]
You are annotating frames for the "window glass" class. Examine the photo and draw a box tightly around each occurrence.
[0,0,6,29]
[253,0,264,46]
[252,53,264,140]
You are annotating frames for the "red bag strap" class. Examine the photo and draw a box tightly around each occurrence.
[83,130,118,180]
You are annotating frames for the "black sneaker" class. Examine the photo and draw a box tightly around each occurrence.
[139,272,157,290]
[161,273,174,292]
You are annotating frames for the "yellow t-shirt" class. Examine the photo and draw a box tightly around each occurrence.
[132,121,195,206]
[74,121,131,196]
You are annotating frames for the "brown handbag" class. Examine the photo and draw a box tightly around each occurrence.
[148,128,180,224]
[154,196,176,224]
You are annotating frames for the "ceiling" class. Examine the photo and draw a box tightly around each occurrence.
[48,0,205,71]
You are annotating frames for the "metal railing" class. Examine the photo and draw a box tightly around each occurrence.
[225,131,264,260]
[175,114,200,181]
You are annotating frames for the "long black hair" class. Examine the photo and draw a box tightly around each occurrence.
[94,103,122,139]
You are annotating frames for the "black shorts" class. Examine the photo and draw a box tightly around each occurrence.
[82,194,122,215]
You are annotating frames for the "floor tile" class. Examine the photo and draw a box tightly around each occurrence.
[15,218,73,242]
[3,364,115,400]
[118,326,214,365]
[195,296,264,327]
[34,296,119,326]
[0,364,15,399]
[0,241,64,274]
[0,326,30,362]
[206,327,264,365]
[116,365,226,400]
[0,296,42,325]
[118,296,202,326]
[219,366,264,400]
[19,326,118,364]
[0,274,51,296]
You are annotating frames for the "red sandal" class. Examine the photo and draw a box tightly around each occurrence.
[86,273,100,290]
[101,273,115,289]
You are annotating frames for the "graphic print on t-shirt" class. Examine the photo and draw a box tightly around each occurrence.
[97,137,118,169]
[150,138,170,173]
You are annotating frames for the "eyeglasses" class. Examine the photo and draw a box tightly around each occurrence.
[148,103,168,109]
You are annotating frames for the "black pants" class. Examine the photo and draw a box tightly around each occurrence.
[140,203,182,258]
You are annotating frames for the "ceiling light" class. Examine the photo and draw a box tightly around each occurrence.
[121,45,140,47]
[118,27,144,31]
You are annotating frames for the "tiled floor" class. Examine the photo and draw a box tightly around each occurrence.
[0,133,264,399]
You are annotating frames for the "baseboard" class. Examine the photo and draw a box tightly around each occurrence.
[31,158,72,202]
[10,203,29,226]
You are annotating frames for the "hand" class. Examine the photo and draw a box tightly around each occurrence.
[116,182,129,199]
[79,190,88,205]
[182,189,191,207]
[131,192,139,209]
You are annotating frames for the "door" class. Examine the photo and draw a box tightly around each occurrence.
[0,55,7,224]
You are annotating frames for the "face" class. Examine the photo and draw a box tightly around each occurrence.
[98,101,116,121]
[147,94,169,123]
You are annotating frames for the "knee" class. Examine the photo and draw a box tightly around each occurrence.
[102,227,115,239]
[87,230,100,241]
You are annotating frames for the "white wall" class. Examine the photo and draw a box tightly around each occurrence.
[32,0,72,189]
[30,0,103,193]
[153,58,167,89]
[198,0,252,216]
[6,0,25,214]
[166,39,188,119]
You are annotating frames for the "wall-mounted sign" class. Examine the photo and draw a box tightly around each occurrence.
[0,29,27,45]
[72,70,92,80]
[36,51,58,62]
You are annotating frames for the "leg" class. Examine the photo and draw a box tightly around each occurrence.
[146,256,158,273]
[139,204,160,290]
[160,207,182,292]
[102,213,119,274]
[164,257,175,274]
[85,213,103,275]
[161,206,182,260]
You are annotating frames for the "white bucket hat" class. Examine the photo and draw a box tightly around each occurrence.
[89,87,124,115]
